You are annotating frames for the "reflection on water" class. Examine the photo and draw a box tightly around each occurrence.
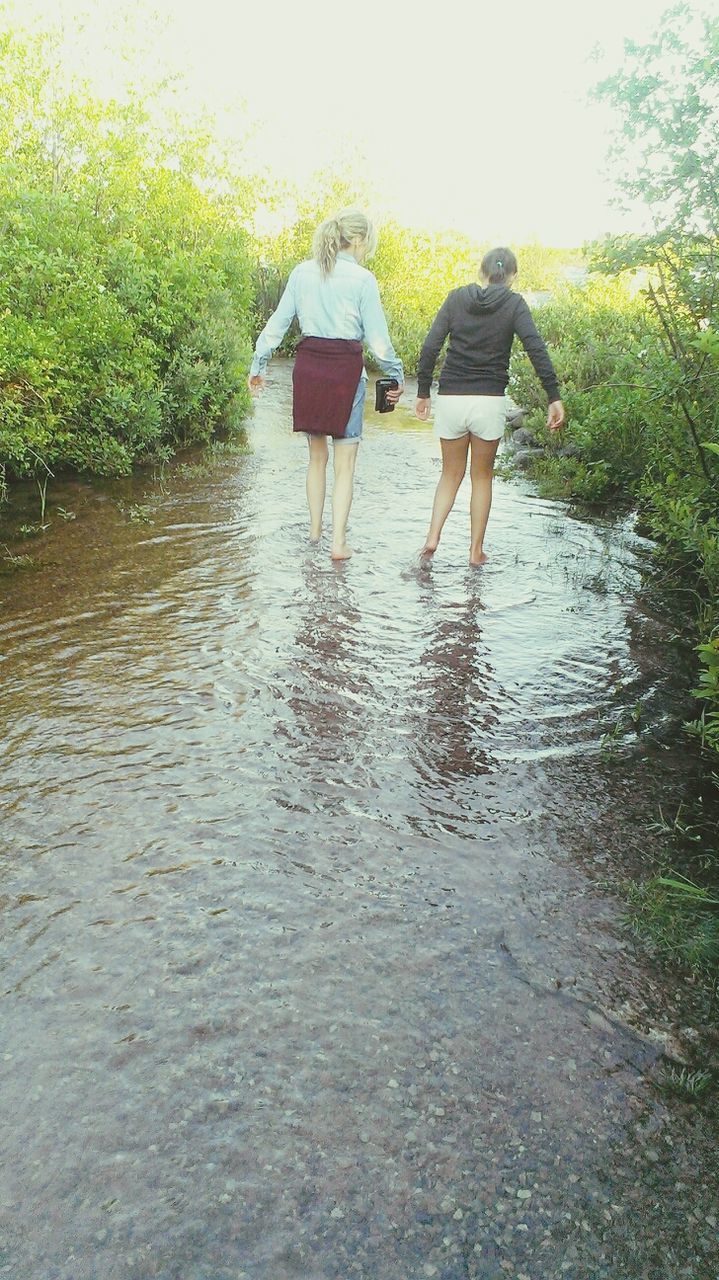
[415,573,496,777]
[287,559,370,766]
[0,364,713,1280]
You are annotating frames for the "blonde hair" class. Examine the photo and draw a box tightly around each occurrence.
[312,208,377,278]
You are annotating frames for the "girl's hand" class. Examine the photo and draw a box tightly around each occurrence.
[415,397,431,421]
[248,374,266,395]
[547,399,565,432]
[386,382,404,405]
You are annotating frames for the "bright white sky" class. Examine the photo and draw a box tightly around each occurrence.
[18,0,705,244]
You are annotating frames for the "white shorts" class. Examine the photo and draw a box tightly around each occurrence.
[434,394,506,441]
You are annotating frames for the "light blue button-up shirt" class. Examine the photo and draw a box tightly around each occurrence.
[250,251,404,384]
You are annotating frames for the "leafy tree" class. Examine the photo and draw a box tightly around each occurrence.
[580,5,719,774]
[591,5,719,485]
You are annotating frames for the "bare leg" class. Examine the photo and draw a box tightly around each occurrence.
[331,441,359,560]
[469,436,500,565]
[421,435,470,556]
[306,434,329,541]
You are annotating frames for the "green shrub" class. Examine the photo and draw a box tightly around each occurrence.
[0,25,254,486]
[508,274,719,631]
[687,635,719,759]
[626,874,719,978]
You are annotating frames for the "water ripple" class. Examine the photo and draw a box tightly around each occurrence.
[0,363,705,1280]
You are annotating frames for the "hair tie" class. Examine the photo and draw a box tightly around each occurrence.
[496,259,503,269]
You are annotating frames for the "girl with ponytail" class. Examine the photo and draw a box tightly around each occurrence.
[415,245,565,566]
[249,209,402,561]
[311,213,377,278]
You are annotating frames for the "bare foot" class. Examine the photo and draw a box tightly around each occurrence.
[420,538,438,558]
[331,545,353,561]
[469,549,489,566]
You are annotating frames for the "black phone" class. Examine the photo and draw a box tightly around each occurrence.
[375,378,399,414]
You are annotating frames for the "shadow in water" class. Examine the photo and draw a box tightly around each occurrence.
[413,569,498,783]
[275,552,374,778]
[393,568,510,840]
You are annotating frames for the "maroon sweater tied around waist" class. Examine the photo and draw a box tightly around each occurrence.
[292,337,364,438]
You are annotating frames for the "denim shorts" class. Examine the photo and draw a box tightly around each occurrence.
[334,377,366,445]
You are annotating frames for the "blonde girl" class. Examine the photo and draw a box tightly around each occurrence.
[249,209,404,561]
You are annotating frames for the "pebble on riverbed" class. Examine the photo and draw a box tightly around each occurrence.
[512,447,547,469]
[506,417,547,470]
[507,408,582,469]
[510,427,542,450]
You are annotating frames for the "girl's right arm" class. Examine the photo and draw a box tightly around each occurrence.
[248,269,299,391]
[416,295,452,419]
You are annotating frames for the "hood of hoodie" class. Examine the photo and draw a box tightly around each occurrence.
[465,283,513,315]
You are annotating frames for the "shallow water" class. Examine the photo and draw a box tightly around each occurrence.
[1,364,717,1280]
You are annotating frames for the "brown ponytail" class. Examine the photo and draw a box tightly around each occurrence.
[480,246,518,285]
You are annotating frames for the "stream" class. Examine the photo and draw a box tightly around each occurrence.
[0,363,717,1279]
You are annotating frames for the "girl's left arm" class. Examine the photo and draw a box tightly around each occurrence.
[513,298,565,430]
[513,297,561,405]
[359,276,404,389]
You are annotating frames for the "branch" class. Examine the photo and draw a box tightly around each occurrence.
[645,282,713,482]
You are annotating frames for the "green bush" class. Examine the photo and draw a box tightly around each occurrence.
[0,25,254,486]
[509,276,662,495]
[687,635,719,759]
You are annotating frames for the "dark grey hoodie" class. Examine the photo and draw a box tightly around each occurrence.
[416,284,560,402]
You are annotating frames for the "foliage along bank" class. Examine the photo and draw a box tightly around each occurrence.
[0,22,255,503]
[512,8,719,761]
[506,4,719,974]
